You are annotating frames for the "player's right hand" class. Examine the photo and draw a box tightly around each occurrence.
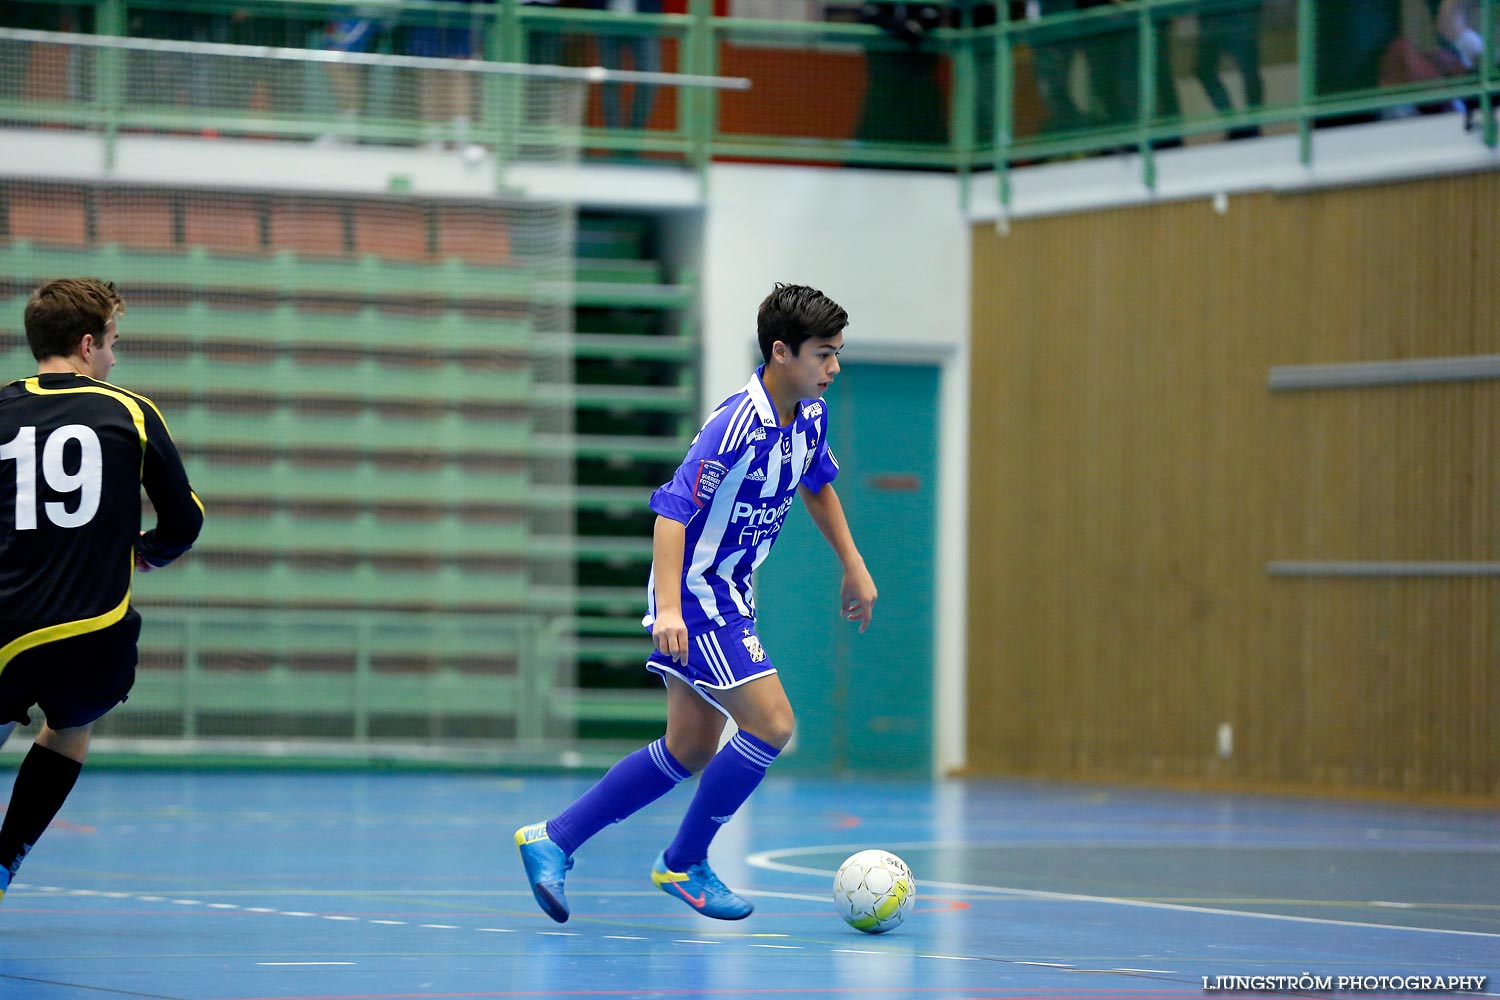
[135,530,162,572]
[652,610,689,666]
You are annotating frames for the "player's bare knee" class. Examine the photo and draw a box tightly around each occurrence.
[664,732,718,773]
[745,713,795,751]
[37,723,92,763]
[678,748,717,773]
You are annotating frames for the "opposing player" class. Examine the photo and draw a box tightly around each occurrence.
[0,278,204,904]
[516,283,877,921]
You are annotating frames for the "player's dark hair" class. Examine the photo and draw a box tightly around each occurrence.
[24,278,125,361]
[756,283,848,363]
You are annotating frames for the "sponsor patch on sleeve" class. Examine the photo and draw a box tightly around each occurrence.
[693,459,729,506]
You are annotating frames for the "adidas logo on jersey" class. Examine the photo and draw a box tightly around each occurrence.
[746,468,767,481]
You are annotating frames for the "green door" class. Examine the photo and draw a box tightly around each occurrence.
[754,362,939,776]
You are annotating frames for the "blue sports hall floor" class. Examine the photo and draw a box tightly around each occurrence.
[0,768,1496,1000]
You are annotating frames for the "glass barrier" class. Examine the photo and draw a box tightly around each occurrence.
[516,7,697,162]
[710,13,957,166]
[2,0,1496,183]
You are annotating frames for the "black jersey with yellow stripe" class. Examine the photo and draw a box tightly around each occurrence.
[0,373,203,659]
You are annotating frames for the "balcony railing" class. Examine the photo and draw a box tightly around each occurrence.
[2,0,1495,206]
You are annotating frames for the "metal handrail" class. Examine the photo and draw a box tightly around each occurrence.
[2,0,1496,193]
[0,24,748,88]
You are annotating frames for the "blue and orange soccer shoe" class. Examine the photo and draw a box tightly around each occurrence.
[514,822,573,923]
[651,852,754,920]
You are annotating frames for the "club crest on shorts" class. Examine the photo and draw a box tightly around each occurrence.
[741,633,767,663]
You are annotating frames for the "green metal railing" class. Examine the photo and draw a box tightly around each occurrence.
[985,0,1498,206]
[3,0,1495,199]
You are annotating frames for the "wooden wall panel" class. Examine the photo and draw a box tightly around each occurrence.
[968,171,1500,799]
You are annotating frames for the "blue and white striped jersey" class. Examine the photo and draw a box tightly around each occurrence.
[645,365,839,633]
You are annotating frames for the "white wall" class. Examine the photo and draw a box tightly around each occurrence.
[703,163,972,776]
[968,114,1500,223]
[703,164,969,386]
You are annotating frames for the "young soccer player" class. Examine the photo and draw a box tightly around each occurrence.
[0,278,204,904]
[516,283,877,922]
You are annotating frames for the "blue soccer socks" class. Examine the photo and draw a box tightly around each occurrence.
[651,851,754,920]
[521,733,775,922]
[663,730,779,872]
[517,738,690,921]
[547,738,690,857]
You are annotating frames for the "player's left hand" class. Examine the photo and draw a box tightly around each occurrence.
[840,563,878,633]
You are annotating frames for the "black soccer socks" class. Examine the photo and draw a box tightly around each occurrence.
[0,742,84,878]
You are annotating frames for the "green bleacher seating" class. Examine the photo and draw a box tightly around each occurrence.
[138,559,530,609]
[123,354,531,406]
[177,408,531,455]
[1,181,686,742]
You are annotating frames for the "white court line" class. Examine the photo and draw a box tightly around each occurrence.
[739,889,828,904]
[746,843,1500,940]
[36,887,620,897]
[21,880,1129,973]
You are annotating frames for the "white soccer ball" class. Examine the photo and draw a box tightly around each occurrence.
[833,849,916,934]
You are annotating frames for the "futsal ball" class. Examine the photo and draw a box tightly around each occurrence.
[833,850,916,934]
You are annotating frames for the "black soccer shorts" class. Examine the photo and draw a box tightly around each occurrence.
[0,610,142,730]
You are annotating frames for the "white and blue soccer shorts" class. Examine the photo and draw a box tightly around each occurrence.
[645,615,777,717]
